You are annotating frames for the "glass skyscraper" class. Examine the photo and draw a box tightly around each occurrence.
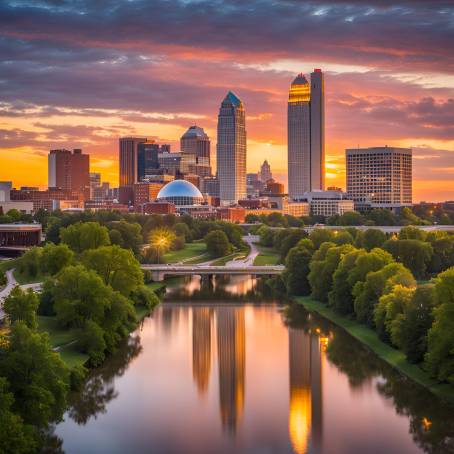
[287,69,325,200]
[217,91,246,205]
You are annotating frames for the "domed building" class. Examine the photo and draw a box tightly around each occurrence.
[156,179,204,207]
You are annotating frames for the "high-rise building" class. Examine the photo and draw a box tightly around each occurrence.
[119,137,146,204]
[137,140,161,181]
[89,172,101,199]
[258,159,272,183]
[217,91,246,205]
[346,146,412,210]
[181,126,211,177]
[48,148,90,198]
[287,69,325,200]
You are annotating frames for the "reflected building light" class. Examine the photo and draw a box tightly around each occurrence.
[288,328,323,454]
[216,306,246,434]
[192,307,213,395]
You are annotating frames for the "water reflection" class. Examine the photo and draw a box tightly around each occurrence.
[50,276,454,454]
[216,306,245,434]
[192,307,212,395]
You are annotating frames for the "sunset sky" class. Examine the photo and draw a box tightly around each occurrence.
[0,0,453,201]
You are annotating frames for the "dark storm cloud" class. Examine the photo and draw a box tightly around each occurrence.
[0,0,453,72]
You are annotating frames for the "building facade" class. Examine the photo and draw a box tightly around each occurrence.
[181,126,211,177]
[346,146,412,210]
[303,190,355,217]
[48,149,90,197]
[287,70,325,200]
[137,141,168,181]
[217,91,247,205]
[258,160,272,183]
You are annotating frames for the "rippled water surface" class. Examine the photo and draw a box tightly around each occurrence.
[53,275,454,454]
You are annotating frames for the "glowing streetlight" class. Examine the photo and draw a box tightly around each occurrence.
[149,228,175,264]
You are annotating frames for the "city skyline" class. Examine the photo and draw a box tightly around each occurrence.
[0,1,453,202]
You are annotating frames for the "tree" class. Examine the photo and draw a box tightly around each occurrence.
[309,243,355,302]
[366,208,398,226]
[82,245,143,296]
[332,211,365,226]
[0,322,69,427]
[109,229,124,247]
[266,212,288,227]
[60,221,110,253]
[6,209,22,222]
[148,228,176,263]
[79,320,106,367]
[332,231,354,245]
[278,229,307,260]
[258,226,275,247]
[284,239,314,296]
[107,220,142,255]
[174,222,192,242]
[51,265,112,328]
[16,247,42,279]
[3,287,39,329]
[426,232,454,274]
[392,284,435,363]
[425,267,454,382]
[0,377,37,454]
[353,262,416,326]
[360,229,387,251]
[130,285,160,309]
[384,239,433,279]
[374,284,415,343]
[398,226,426,241]
[329,248,364,314]
[41,243,74,275]
[309,229,335,249]
[205,230,231,257]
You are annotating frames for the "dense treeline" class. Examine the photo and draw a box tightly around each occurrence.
[264,225,454,386]
[246,205,454,227]
[0,221,161,451]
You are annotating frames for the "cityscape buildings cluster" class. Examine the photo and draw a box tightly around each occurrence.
[1,68,415,222]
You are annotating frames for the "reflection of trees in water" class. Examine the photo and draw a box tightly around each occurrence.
[166,275,280,302]
[284,302,454,454]
[67,333,143,425]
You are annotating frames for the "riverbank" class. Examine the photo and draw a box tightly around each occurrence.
[297,296,454,403]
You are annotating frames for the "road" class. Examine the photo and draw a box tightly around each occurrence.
[225,235,260,267]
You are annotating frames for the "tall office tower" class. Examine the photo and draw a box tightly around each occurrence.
[137,140,168,181]
[89,172,101,199]
[258,159,272,183]
[119,137,147,204]
[217,91,246,205]
[346,146,412,210]
[287,69,325,200]
[48,148,90,197]
[181,125,211,177]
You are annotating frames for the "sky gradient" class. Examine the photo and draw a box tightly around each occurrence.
[0,0,453,201]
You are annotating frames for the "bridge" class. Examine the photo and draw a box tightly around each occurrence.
[141,264,284,281]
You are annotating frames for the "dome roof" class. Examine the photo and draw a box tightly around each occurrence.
[157,179,203,200]
[182,125,208,139]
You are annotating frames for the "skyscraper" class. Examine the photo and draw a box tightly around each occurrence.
[287,69,325,200]
[48,148,90,197]
[259,159,272,183]
[346,146,412,210]
[137,140,170,181]
[181,125,211,177]
[119,137,146,204]
[217,91,246,205]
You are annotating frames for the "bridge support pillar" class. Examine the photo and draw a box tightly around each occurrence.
[151,271,165,282]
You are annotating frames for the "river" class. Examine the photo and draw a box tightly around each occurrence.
[52,275,454,454]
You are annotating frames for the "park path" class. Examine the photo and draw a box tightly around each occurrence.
[225,235,260,267]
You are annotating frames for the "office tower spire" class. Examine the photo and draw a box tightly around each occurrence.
[287,69,325,200]
[217,91,246,205]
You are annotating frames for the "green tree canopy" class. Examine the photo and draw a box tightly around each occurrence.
[41,243,74,275]
[384,239,433,279]
[3,287,39,329]
[107,220,142,254]
[82,245,143,296]
[284,239,314,296]
[205,230,232,257]
[0,322,69,428]
[309,229,335,249]
[60,221,110,253]
[359,229,387,251]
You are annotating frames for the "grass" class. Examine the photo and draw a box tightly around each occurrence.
[13,269,46,285]
[253,245,280,266]
[162,242,207,264]
[37,303,154,369]
[297,296,454,402]
[211,251,245,266]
